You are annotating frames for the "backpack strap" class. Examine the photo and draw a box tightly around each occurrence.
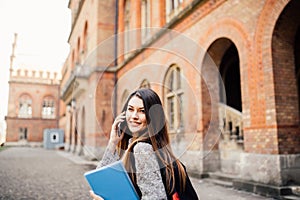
[160,161,199,200]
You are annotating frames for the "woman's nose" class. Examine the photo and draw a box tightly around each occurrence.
[131,110,138,118]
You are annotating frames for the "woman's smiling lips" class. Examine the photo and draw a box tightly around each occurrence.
[129,121,142,127]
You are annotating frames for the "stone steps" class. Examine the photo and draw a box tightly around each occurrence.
[281,186,300,200]
[280,195,300,200]
[206,172,300,200]
[206,172,236,188]
[205,178,233,188]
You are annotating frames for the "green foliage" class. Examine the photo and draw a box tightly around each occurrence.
[0,145,8,152]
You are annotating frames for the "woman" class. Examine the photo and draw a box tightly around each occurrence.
[90,88,198,200]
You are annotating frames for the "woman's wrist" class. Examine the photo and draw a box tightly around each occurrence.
[107,141,117,153]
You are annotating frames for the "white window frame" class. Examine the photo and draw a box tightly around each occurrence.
[42,97,56,119]
[141,0,151,43]
[164,65,184,133]
[165,0,184,22]
[124,0,131,58]
[18,95,32,118]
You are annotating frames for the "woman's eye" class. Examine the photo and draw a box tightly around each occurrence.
[140,110,145,113]
[127,108,133,111]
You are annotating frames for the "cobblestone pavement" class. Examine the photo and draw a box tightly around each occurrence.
[0,147,274,200]
[0,147,93,200]
[191,178,274,200]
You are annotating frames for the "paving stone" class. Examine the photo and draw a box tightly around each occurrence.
[0,147,274,200]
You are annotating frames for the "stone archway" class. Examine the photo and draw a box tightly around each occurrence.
[79,107,86,156]
[205,37,243,175]
[296,27,300,117]
[219,45,242,113]
[271,0,300,156]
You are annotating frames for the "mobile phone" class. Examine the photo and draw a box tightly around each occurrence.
[117,123,122,136]
[118,121,126,137]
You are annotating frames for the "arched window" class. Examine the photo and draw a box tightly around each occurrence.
[124,0,131,58]
[71,50,75,69]
[42,96,56,119]
[164,65,183,132]
[77,37,81,64]
[141,0,151,43]
[139,79,150,89]
[18,94,32,118]
[18,95,32,118]
[83,21,88,55]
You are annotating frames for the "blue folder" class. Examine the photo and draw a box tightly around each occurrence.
[84,160,140,200]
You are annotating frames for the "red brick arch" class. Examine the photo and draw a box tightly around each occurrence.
[257,0,300,154]
[253,0,291,127]
[199,17,251,122]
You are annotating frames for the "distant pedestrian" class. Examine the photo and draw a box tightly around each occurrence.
[90,88,198,199]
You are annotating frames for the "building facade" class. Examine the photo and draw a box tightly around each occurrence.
[61,0,300,197]
[5,34,61,146]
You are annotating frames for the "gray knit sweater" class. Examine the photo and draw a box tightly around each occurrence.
[97,142,167,200]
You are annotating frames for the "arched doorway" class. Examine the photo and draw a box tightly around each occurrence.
[205,38,243,175]
[207,38,243,140]
[295,27,300,118]
[219,45,242,112]
[69,110,72,152]
[271,0,300,157]
[74,111,78,153]
[79,107,86,156]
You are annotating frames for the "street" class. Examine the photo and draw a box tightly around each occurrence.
[0,147,92,200]
[0,147,274,200]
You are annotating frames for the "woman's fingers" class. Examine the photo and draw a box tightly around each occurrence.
[108,112,126,145]
[111,112,126,134]
[112,112,126,129]
[89,190,104,200]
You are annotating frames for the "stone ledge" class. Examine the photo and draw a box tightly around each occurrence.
[205,178,233,188]
[281,195,300,200]
[188,171,209,179]
[208,171,238,182]
[233,179,294,199]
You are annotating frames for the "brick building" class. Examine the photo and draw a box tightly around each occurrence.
[5,34,61,146]
[60,0,300,197]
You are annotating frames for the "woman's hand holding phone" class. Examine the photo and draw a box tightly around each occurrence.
[109,111,126,146]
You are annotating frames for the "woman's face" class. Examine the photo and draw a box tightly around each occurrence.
[126,96,147,135]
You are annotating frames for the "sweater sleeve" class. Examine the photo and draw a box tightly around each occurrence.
[96,147,119,169]
[133,142,167,200]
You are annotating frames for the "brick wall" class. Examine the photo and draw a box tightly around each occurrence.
[114,0,299,155]
[63,0,300,164]
[6,70,60,143]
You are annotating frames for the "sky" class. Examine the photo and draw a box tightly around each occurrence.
[0,0,71,141]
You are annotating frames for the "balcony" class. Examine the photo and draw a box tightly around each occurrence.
[60,64,90,103]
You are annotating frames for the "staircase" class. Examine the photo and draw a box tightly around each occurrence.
[281,186,300,200]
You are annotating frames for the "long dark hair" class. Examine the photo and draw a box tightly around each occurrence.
[116,88,186,195]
